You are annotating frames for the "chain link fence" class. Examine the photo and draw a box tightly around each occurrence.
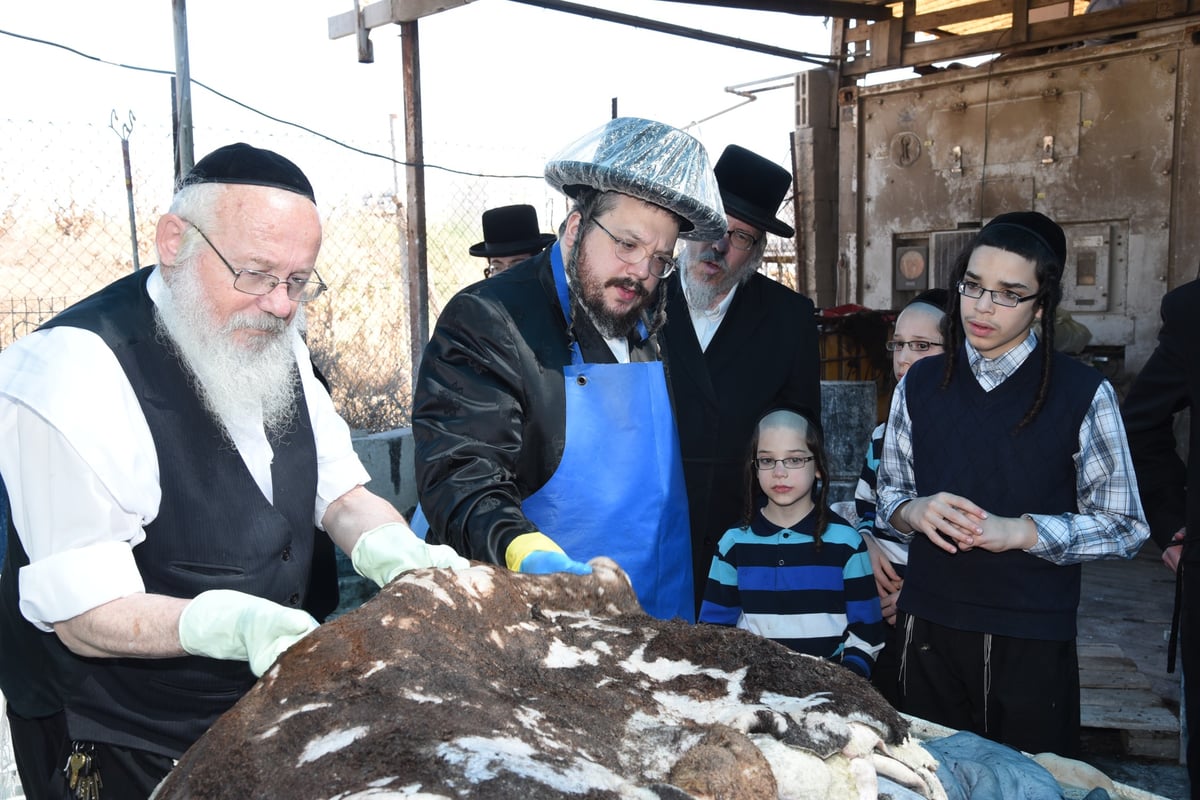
[0,118,802,432]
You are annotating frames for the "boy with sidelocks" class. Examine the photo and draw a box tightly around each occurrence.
[876,212,1147,756]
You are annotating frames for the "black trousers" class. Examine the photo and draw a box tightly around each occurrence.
[7,707,174,800]
[870,614,904,707]
[868,560,906,707]
[1180,564,1200,799]
[896,612,1081,757]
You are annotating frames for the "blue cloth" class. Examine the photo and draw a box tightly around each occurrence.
[924,731,1068,800]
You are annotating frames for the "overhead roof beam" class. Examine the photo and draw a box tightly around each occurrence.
[652,0,891,20]
[507,0,850,64]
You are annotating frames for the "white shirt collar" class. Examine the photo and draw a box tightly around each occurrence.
[680,268,739,352]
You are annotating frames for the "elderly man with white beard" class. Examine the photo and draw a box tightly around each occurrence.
[662,144,822,617]
[0,143,468,800]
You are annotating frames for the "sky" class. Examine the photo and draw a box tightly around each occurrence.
[0,1,832,168]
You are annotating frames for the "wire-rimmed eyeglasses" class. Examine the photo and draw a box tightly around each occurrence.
[190,224,328,303]
[591,218,677,279]
[957,279,1036,309]
[885,340,943,353]
[753,456,815,471]
[723,228,760,252]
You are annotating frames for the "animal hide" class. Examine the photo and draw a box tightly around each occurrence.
[152,559,946,800]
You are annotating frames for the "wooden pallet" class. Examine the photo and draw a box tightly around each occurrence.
[1079,642,1181,760]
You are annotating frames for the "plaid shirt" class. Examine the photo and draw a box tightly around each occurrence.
[877,331,1148,565]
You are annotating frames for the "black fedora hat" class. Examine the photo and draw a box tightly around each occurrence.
[468,205,556,258]
[713,144,795,239]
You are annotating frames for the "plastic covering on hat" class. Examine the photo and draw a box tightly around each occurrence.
[544,117,726,241]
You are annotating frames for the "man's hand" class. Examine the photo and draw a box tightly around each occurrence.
[1163,528,1186,573]
[895,493,988,554]
[506,532,593,575]
[863,534,902,595]
[967,513,1039,554]
[351,522,471,588]
[178,590,318,676]
[519,550,593,575]
[861,534,902,625]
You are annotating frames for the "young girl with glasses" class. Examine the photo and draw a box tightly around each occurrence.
[698,406,884,678]
[853,288,947,703]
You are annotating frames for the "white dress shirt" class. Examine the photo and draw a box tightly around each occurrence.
[680,267,739,352]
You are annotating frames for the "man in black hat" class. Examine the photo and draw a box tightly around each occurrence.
[1122,279,1200,797]
[471,204,556,279]
[662,144,821,615]
[0,143,467,799]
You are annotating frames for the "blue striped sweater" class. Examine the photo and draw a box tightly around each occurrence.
[698,507,884,678]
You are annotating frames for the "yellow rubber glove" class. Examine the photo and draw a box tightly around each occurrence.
[506,532,592,575]
[178,589,319,677]
[351,522,470,588]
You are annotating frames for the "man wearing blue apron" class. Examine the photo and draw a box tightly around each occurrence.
[412,118,727,622]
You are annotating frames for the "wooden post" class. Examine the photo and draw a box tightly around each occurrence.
[401,20,428,379]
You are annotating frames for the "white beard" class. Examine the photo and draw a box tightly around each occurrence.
[154,262,303,440]
[681,246,759,312]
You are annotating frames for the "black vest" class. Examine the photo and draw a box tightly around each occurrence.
[899,344,1103,641]
[0,268,319,758]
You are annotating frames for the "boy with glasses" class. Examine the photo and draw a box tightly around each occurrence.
[875,212,1148,756]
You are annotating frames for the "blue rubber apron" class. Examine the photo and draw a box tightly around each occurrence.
[519,243,694,621]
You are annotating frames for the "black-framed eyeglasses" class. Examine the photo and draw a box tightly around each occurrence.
[723,228,760,252]
[885,340,943,352]
[591,218,677,279]
[753,456,815,471]
[189,224,328,303]
[957,279,1036,309]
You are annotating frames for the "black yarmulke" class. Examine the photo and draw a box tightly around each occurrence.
[981,211,1065,265]
[182,143,315,203]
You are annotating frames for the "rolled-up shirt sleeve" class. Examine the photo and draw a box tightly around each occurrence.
[293,337,370,525]
[1,306,372,631]
[1,328,158,631]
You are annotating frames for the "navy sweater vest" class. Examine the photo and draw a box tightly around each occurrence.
[899,344,1102,641]
[0,268,318,757]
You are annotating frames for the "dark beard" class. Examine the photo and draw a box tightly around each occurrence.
[565,236,651,339]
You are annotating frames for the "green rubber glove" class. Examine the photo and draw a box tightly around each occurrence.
[351,522,471,588]
[178,589,319,677]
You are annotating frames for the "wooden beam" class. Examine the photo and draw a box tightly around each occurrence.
[329,0,478,39]
[842,1,1200,76]
[1012,0,1030,42]
[508,0,851,59]
[401,20,430,374]
[651,0,892,20]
